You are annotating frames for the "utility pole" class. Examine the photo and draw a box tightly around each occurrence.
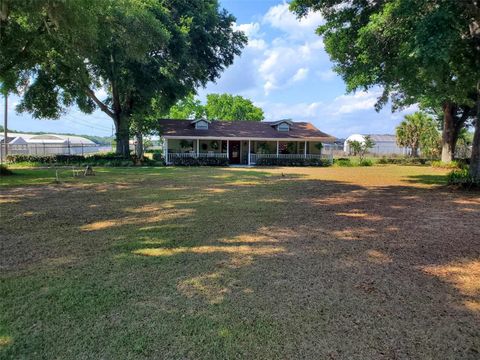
[3,93,7,159]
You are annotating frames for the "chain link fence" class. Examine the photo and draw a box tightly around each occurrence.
[0,143,106,161]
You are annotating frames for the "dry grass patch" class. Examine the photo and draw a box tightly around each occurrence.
[1,165,479,359]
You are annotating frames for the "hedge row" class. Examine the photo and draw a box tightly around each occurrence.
[6,154,86,164]
[170,157,229,166]
[5,154,163,167]
[377,157,431,165]
[255,157,331,166]
[333,158,373,167]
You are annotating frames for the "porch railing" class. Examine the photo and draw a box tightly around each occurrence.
[250,153,333,165]
[166,152,333,165]
[167,152,227,163]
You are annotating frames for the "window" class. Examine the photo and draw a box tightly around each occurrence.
[277,122,290,132]
[195,120,208,130]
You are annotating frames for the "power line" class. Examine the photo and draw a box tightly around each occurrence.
[62,114,113,132]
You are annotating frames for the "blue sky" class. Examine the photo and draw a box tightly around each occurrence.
[4,0,416,138]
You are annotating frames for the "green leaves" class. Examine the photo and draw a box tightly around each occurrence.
[164,93,265,121]
[1,0,247,155]
[290,0,479,110]
[205,94,264,121]
[166,94,205,119]
[396,111,440,157]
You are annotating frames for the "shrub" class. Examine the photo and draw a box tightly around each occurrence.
[170,157,229,166]
[255,157,331,167]
[138,156,165,166]
[377,157,430,165]
[88,153,129,161]
[359,159,373,166]
[5,153,139,167]
[53,155,86,164]
[6,154,56,164]
[431,160,464,169]
[447,168,480,189]
[0,164,13,176]
[347,136,375,160]
[333,158,353,167]
[150,150,163,161]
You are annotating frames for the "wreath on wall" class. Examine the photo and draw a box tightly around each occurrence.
[210,141,219,150]
[201,143,208,151]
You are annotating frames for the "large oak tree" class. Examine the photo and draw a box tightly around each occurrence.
[291,0,480,178]
[1,0,246,157]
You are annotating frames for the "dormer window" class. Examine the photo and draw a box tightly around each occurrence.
[195,120,209,130]
[271,119,293,132]
[191,119,210,130]
[277,122,290,132]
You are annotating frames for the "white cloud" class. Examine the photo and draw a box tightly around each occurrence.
[331,91,381,115]
[316,69,336,81]
[233,22,261,38]
[260,90,420,138]
[248,38,267,50]
[258,39,328,94]
[263,3,324,38]
[204,2,330,96]
[263,101,323,120]
[255,3,327,94]
[292,68,309,82]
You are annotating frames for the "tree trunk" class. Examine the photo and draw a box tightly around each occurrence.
[135,131,144,160]
[441,102,457,163]
[115,115,130,157]
[411,146,418,158]
[470,99,480,181]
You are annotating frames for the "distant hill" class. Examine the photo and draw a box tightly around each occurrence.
[0,126,114,145]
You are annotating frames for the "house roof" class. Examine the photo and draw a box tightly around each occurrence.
[0,136,16,144]
[6,133,96,145]
[158,119,335,141]
[345,134,397,143]
[364,134,397,142]
[0,136,28,145]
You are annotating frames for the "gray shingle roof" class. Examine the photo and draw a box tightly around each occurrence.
[364,134,397,142]
[158,119,335,141]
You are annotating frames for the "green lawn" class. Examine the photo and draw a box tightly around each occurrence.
[1,165,479,359]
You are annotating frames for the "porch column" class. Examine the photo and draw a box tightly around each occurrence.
[165,138,169,164]
[196,139,199,157]
[276,141,279,158]
[227,140,229,159]
[304,141,307,159]
[248,140,251,165]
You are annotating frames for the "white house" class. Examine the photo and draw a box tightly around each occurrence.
[344,134,408,155]
[159,118,335,165]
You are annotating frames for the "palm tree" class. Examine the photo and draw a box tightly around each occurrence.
[396,112,440,157]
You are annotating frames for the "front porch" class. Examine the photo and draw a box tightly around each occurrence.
[165,139,332,165]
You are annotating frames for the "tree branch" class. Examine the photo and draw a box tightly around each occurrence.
[85,87,115,120]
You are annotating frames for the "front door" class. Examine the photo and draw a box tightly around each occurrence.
[229,141,241,164]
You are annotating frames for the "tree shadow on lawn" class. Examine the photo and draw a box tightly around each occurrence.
[1,168,479,359]
[405,173,449,185]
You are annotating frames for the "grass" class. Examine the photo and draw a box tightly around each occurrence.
[1,165,479,359]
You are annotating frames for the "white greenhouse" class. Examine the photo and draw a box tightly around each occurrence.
[344,134,409,156]
[2,133,100,156]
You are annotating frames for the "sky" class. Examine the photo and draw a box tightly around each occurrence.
[3,0,416,139]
